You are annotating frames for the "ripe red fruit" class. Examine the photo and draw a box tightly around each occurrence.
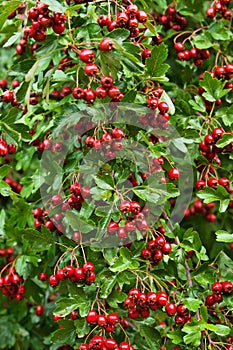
[108,221,119,233]
[0,143,8,156]
[79,48,95,63]
[108,86,121,99]
[35,305,44,316]
[212,127,223,141]
[141,248,152,260]
[86,310,98,324]
[3,90,14,102]
[85,136,95,148]
[157,291,168,306]
[128,308,140,319]
[39,272,48,282]
[177,304,189,315]
[84,63,98,76]
[120,201,131,213]
[206,7,216,17]
[218,177,230,188]
[174,42,185,51]
[97,15,109,27]
[100,75,114,89]
[212,281,223,293]
[162,242,172,254]
[128,288,140,300]
[206,213,216,222]
[85,271,96,284]
[165,302,177,316]
[95,86,107,99]
[222,281,233,294]
[99,38,114,51]
[56,268,65,281]
[196,180,206,190]
[83,261,95,274]
[53,23,66,34]
[207,178,218,189]
[107,313,119,325]
[74,267,85,281]
[205,294,215,306]
[112,127,124,139]
[97,314,107,326]
[105,338,118,349]
[49,275,59,287]
[72,87,85,99]
[168,168,180,180]
[136,10,148,22]
[204,134,214,145]
[84,89,96,103]
[0,79,7,89]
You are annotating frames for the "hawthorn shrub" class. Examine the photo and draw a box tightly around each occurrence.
[0,0,233,349]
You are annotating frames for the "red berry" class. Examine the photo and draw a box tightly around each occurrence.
[35,305,44,316]
[86,310,98,324]
[168,168,180,180]
[107,313,119,325]
[84,63,98,76]
[79,48,95,63]
[39,272,48,282]
[165,302,177,316]
[49,275,59,287]
[100,38,114,51]
[212,281,223,293]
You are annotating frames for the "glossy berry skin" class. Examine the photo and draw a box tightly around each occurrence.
[79,49,95,63]
[49,274,59,287]
[141,248,151,260]
[212,281,223,293]
[39,272,48,282]
[120,201,131,213]
[35,305,44,316]
[157,291,168,306]
[212,127,223,141]
[72,87,85,99]
[107,313,119,325]
[3,91,14,102]
[86,310,98,324]
[168,168,180,180]
[83,261,95,274]
[222,281,233,294]
[174,42,185,51]
[99,38,114,51]
[112,127,124,139]
[84,63,98,76]
[165,302,177,316]
[205,294,215,306]
[100,75,114,89]
[162,242,172,254]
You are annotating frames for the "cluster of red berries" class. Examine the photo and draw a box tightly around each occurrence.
[206,0,232,20]
[72,73,123,104]
[4,177,22,194]
[205,281,233,307]
[50,86,72,100]
[33,206,61,231]
[141,236,172,266]
[49,262,96,287]
[0,267,25,302]
[0,78,20,90]
[0,246,14,263]
[197,176,232,194]
[16,3,66,55]
[108,201,149,239]
[86,310,119,333]
[0,137,16,157]
[123,288,191,326]
[78,336,134,350]
[36,138,64,153]
[184,199,217,223]
[67,182,91,211]
[84,127,125,160]
[174,42,210,66]
[98,4,148,38]
[198,127,229,163]
[157,6,187,31]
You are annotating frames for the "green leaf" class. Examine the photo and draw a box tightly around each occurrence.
[201,71,229,102]
[100,274,117,298]
[216,134,233,148]
[50,320,76,344]
[215,230,233,243]
[146,43,169,78]
[74,318,90,338]
[183,298,202,312]
[209,21,232,41]
[0,209,6,237]
[110,247,140,272]
[54,298,79,317]
[93,176,114,190]
[107,289,127,308]
[0,1,21,31]
[107,29,130,42]
[140,325,160,350]
[197,185,229,205]
[0,180,13,197]
[215,324,230,336]
[0,165,11,179]
[193,31,213,49]
[42,0,66,13]
[15,255,40,279]
[183,331,201,347]
[3,32,21,47]
[65,210,95,234]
